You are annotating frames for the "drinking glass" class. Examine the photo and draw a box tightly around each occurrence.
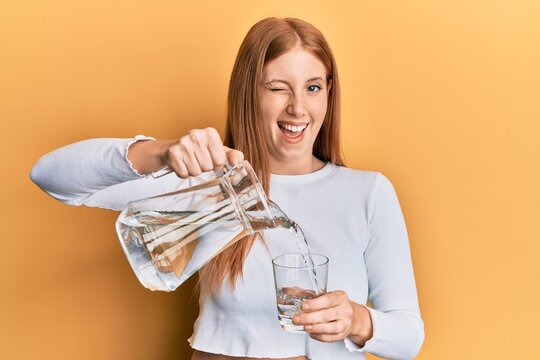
[272,253,329,333]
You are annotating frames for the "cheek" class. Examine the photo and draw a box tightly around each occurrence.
[259,96,286,123]
[258,100,278,142]
[309,97,329,122]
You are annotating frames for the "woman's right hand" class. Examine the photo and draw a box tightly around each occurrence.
[127,128,244,178]
[163,128,244,179]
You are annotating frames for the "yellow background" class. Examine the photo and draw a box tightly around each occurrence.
[1,0,539,359]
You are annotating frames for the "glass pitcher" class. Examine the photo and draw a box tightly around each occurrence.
[115,161,294,291]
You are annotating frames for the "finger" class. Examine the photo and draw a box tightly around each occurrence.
[294,306,339,325]
[205,128,227,170]
[193,145,214,173]
[187,130,214,173]
[177,138,202,176]
[170,159,189,179]
[302,291,346,312]
[224,146,244,166]
[184,149,202,176]
[308,332,346,343]
[304,320,347,335]
[167,145,189,178]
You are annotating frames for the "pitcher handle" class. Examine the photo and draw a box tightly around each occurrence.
[150,162,235,179]
[150,166,173,179]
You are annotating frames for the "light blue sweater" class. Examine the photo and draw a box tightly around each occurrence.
[31,136,424,359]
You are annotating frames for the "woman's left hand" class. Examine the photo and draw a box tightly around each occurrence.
[292,290,373,345]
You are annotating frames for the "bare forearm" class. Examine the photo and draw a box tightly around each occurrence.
[127,139,176,175]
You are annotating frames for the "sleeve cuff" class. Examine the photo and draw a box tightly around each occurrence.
[125,135,156,177]
[343,306,380,353]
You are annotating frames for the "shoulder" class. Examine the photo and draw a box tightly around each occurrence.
[330,164,388,189]
[330,164,399,203]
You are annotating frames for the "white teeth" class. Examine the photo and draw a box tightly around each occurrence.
[280,123,307,132]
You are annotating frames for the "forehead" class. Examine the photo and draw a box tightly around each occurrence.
[263,47,327,81]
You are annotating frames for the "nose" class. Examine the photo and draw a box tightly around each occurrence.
[286,93,306,118]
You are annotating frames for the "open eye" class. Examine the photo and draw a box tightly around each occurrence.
[307,84,322,93]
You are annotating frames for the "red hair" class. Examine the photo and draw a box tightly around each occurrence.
[200,17,343,295]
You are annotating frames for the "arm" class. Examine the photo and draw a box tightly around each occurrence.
[29,136,172,210]
[30,129,244,210]
[352,173,425,359]
[294,173,424,359]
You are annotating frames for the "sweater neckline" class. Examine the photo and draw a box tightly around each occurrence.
[270,162,335,184]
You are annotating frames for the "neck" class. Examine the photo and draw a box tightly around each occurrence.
[269,156,326,175]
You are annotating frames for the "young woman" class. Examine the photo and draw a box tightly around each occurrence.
[31,17,424,360]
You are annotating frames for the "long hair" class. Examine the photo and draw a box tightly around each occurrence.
[199,17,343,295]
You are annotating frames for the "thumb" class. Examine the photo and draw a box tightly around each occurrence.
[224,146,244,166]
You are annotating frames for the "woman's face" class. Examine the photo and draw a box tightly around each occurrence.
[258,46,330,171]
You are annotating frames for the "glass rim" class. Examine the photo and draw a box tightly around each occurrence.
[272,252,329,269]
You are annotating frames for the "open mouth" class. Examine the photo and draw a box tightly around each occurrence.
[277,121,308,139]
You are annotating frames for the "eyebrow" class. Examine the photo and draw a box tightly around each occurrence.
[264,77,325,85]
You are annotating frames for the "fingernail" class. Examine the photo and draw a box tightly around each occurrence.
[293,316,300,324]
[302,304,309,311]
[304,325,312,332]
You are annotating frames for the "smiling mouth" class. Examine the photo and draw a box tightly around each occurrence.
[277,121,308,138]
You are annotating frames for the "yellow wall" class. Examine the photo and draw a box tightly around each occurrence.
[2,1,539,359]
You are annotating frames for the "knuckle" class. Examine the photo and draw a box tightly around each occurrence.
[188,130,203,143]
[214,157,226,168]
[213,148,227,162]
[200,163,213,172]
[205,127,220,138]
[178,137,191,149]
[168,146,181,161]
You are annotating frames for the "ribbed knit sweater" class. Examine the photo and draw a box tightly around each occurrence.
[30,136,424,359]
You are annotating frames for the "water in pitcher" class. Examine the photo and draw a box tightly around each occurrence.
[116,200,318,291]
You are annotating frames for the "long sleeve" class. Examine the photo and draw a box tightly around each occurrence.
[30,136,184,211]
[346,173,424,359]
